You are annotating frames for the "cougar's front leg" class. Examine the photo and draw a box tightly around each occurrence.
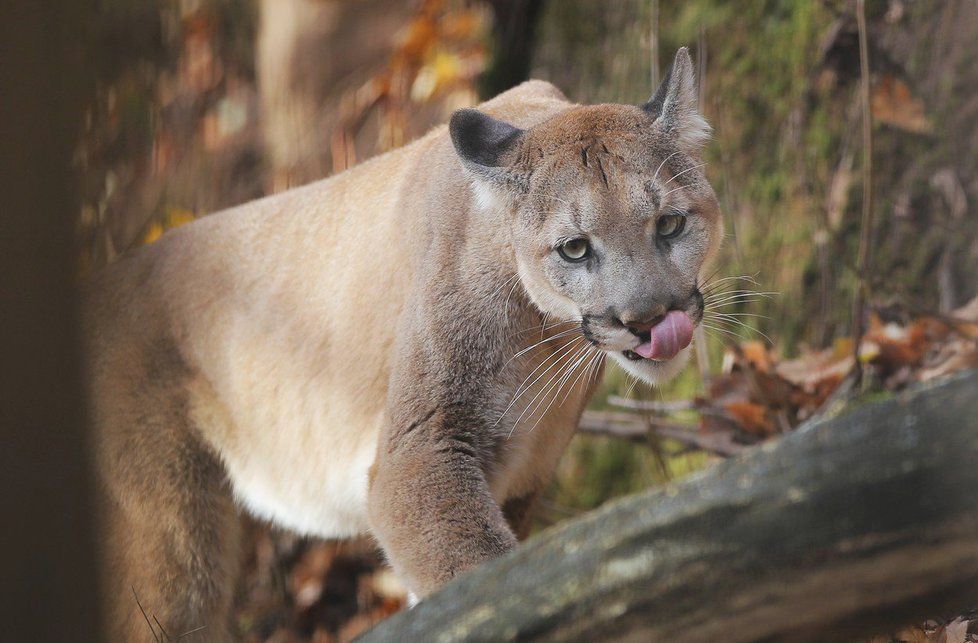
[367,403,517,597]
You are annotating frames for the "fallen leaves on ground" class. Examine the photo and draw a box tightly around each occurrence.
[686,296,978,453]
[866,614,978,643]
[234,526,406,642]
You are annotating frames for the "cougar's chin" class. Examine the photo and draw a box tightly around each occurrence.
[607,344,692,385]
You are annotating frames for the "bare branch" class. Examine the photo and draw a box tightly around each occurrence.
[851,0,877,384]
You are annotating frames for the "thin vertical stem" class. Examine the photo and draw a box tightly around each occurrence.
[851,0,875,384]
[649,0,659,88]
[694,25,712,384]
[697,24,707,100]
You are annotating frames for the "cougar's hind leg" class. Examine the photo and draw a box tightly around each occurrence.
[99,403,241,643]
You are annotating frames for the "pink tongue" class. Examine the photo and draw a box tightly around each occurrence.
[632,310,694,361]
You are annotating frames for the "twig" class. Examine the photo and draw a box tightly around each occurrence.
[607,396,695,413]
[608,396,732,421]
[851,0,876,385]
[693,24,713,384]
[578,410,743,457]
[649,0,659,88]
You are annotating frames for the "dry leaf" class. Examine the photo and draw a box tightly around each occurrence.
[777,342,853,395]
[872,73,933,133]
[919,340,978,381]
[740,340,772,373]
[894,624,935,642]
[725,401,775,436]
[941,618,969,643]
[953,295,978,321]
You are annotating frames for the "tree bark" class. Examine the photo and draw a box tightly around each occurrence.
[359,370,978,642]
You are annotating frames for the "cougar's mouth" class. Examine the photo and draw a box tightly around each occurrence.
[622,310,694,362]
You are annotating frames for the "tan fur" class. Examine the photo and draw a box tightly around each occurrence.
[84,49,721,639]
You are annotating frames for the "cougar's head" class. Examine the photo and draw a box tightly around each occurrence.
[450,48,722,384]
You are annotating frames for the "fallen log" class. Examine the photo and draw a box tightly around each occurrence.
[359,370,978,642]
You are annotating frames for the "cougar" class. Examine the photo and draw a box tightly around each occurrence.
[84,48,721,640]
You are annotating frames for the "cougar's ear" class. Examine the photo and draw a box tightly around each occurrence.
[450,108,528,202]
[642,47,711,153]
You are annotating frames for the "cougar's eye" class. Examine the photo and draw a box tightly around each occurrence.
[657,213,686,239]
[557,238,591,263]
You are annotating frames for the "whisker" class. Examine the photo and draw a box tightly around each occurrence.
[503,275,524,311]
[586,351,606,390]
[526,345,596,434]
[624,374,641,398]
[538,312,552,340]
[706,300,774,311]
[511,342,591,437]
[697,266,725,291]
[497,337,586,429]
[705,313,762,330]
[701,272,760,288]
[579,354,605,402]
[508,334,585,393]
[504,326,582,366]
[700,274,763,296]
[510,319,579,338]
[535,349,604,437]
[708,311,771,321]
[487,272,521,301]
[652,151,682,184]
[706,313,773,338]
[704,286,775,298]
[660,184,688,200]
[705,299,770,311]
[705,299,776,313]
[663,161,708,186]
[557,348,602,407]
[700,326,731,346]
[700,322,747,342]
[703,283,766,297]
[703,287,771,303]
[701,317,773,345]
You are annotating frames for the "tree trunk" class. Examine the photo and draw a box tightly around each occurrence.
[479,0,547,99]
[0,0,102,639]
[359,370,978,642]
[256,0,412,189]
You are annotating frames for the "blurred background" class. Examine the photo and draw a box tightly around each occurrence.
[71,0,978,640]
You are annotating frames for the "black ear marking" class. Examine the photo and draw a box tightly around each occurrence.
[642,47,696,118]
[640,47,710,151]
[642,63,674,118]
[449,108,524,169]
